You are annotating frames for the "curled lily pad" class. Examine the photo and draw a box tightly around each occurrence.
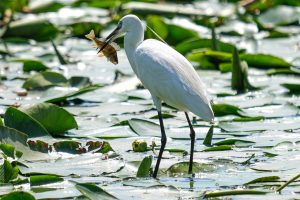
[13,59,49,72]
[30,174,63,186]
[75,182,118,200]
[245,176,280,185]
[137,156,152,177]
[0,160,19,183]
[204,189,267,198]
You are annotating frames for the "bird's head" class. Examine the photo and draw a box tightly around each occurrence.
[99,15,142,52]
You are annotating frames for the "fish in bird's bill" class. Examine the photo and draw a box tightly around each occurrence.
[85,29,120,65]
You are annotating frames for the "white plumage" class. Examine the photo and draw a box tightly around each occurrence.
[135,39,214,121]
[100,14,214,177]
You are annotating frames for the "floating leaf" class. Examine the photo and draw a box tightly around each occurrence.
[258,5,300,27]
[0,160,19,183]
[137,156,152,177]
[166,24,198,45]
[4,107,50,137]
[245,176,280,185]
[23,103,78,136]
[212,103,242,117]
[176,38,236,55]
[27,140,49,153]
[281,83,300,93]
[215,139,255,146]
[0,126,48,161]
[28,0,65,13]
[13,59,49,73]
[53,141,84,154]
[267,68,300,76]
[0,144,22,159]
[167,162,215,174]
[22,71,68,90]
[239,53,291,69]
[1,191,36,200]
[30,174,63,186]
[219,120,300,132]
[233,116,264,122]
[69,76,91,88]
[4,18,59,41]
[203,125,214,146]
[75,183,118,200]
[203,145,232,152]
[19,153,124,176]
[96,141,113,154]
[146,15,168,40]
[45,84,101,103]
[150,113,175,119]
[204,189,267,198]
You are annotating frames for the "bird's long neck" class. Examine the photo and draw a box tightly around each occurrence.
[124,22,144,75]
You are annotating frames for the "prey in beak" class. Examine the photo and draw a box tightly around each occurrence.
[98,22,123,53]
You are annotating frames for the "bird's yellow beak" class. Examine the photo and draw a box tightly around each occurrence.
[98,23,122,53]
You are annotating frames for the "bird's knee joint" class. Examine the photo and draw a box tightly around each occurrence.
[190,132,195,140]
[161,136,167,145]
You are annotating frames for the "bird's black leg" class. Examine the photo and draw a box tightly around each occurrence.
[185,112,195,174]
[153,111,167,178]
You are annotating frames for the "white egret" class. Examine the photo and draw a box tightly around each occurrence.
[100,14,214,178]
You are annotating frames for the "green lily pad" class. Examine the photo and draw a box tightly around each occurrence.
[0,144,22,159]
[53,141,83,154]
[245,176,280,185]
[22,71,68,90]
[75,183,118,200]
[215,139,255,146]
[203,145,232,152]
[137,156,152,177]
[0,160,19,183]
[176,38,235,55]
[281,83,300,93]
[30,174,63,186]
[19,153,124,176]
[239,53,291,69]
[4,107,50,137]
[212,103,242,117]
[167,162,215,174]
[146,15,168,40]
[1,191,36,200]
[23,103,78,136]
[219,119,300,132]
[69,76,91,88]
[44,84,102,103]
[204,189,267,198]
[13,59,49,72]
